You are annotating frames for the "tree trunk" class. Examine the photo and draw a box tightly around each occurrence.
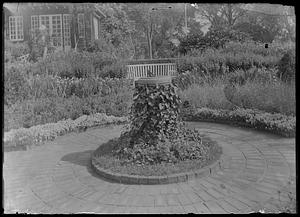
[147,24,153,59]
[148,34,153,59]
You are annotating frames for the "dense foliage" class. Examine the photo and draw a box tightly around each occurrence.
[277,50,295,83]
[31,50,127,79]
[104,80,222,166]
[98,125,221,167]
[4,40,30,63]
[4,76,133,131]
[183,107,295,137]
[178,73,295,116]
[128,83,181,146]
[94,132,221,176]
[4,113,127,150]
[178,28,250,54]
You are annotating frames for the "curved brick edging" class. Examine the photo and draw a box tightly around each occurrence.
[91,153,224,185]
[182,116,295,138]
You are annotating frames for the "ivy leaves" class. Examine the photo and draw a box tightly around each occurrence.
[129,83,181,145]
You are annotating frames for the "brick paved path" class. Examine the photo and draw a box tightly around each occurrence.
[4,123,296,214]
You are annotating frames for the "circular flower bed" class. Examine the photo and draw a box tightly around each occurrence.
[92,76,222,184]
[92,124,222,184]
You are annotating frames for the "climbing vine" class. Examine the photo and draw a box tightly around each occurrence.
[112,78,221,166]
[129,83,181,146]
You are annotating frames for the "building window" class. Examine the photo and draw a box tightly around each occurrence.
[63,14,71,47]
[39,14,62,47]
[93,16,99,39]
[31,15,39,32]
[9,16,24,41]
[78,13,85,38]
[51,15,62,47]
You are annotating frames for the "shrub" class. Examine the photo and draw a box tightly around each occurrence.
[233,80,295,116]
[172,70,205,90]
[4,40,30,61]
[4,79,133,132]
[227,67,273,86]
[4,113,128,150]
[183,108,295,137]
[178,28,250,55]
[100,60,127,78]
[177,71,295,117]
[222,41,294,58]
[177,47,278,79]
[277,50,295,83]
[112,126,221,166]
[178,80,234,111]
[4,62,32,105]
[32,50,127,79]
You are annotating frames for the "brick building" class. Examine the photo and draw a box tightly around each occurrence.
[3,3,105,51]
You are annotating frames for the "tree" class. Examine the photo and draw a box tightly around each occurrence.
[125,3,191,59]
[95,3,135,59]
[222,4,245,27]
[236,4,295,43]
[193,4,245,30]
[125,3,165,59]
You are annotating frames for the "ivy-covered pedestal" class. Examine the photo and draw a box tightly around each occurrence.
[91,75,222,182]
[129,77,181,147]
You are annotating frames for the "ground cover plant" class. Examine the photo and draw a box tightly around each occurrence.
[4,113,128,150]
[92,80,222,177]
[93,130,222,176]
[183,107,295,137]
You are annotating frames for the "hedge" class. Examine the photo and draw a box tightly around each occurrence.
[4,113,128,151]
[182,107,295,137]
[5,106,295,152]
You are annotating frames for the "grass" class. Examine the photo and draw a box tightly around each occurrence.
[93,134,222,176]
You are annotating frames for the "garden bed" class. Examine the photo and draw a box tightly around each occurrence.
[182,107,295,138]
[3,113,128,152]
[91,132,222,184]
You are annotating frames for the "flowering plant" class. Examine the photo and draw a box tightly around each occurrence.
[4,113,128,150]
[183,107,295,137]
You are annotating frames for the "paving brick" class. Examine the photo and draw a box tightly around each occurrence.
[138,195,155,207]
[154,194,168,207]
[224,196,251,212]
[193,202,211,213]
[133,206,150,214]
[195,189,216,201]
[169,205,185,214]
[217,199,240,213]
[204,201,228,214]
[112,185,128,194]
[185,192,204,203]
[165,194,181,206]
[177,193,193,205]
[199,179,216,189]
[177,183,194,193]
[4,122,295,213]
[98,193,120,205]
[182,204,197,213]
[153,206,174,214]
[84,190,108,202]
[205,188,225,199]
[169,184,181,194]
